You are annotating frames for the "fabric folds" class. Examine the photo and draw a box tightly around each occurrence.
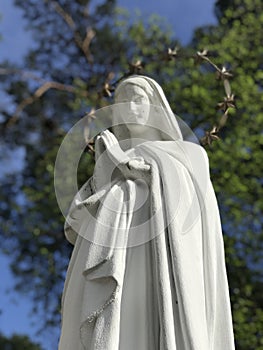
[58,140,235,350]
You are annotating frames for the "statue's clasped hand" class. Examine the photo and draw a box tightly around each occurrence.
[99,130,151,184]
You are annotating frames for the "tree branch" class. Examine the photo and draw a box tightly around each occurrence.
[46,0,95,64]
[2,47,235,150]
[7,81,76,127]
[0,68,48,84]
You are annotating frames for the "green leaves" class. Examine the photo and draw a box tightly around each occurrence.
[1,0,262,348]
[0,333,43,350]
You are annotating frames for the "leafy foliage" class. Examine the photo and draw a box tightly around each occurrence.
[192,1,263,347]
[0,0,262,348]
[0,333,43,350]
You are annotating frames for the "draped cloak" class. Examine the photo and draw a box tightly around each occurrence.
[58,139,235,350]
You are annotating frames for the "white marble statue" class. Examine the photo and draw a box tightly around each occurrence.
[58,75,235,349]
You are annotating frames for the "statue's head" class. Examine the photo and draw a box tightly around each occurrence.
[112,75,183,146]
[115,76,155,103]
[114,77,153,137]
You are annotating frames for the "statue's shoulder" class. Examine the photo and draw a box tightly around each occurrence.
[176,139,208,155]
[147,139,207,157]
[175,140,210,168]
[144,140,210,172]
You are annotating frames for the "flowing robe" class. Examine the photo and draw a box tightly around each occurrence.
[58,140,235,350]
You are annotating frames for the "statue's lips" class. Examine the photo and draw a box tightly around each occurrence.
[126,113,147,123]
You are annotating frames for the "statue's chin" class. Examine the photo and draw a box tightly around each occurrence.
[126,123,148,134]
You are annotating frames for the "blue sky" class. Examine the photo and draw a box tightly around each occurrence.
[0,0,217,62]
[0,0,216,349]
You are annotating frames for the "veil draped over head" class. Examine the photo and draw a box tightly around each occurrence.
[112,75,189,145]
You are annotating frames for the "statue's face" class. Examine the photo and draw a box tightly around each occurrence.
[115,84,151,131]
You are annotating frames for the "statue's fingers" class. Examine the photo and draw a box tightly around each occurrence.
[108,130,118,142]
[135,164,151,173]
[132,156,145,163]
[101,130,118,146]
[127,160,150,172]
[141,164,151,171]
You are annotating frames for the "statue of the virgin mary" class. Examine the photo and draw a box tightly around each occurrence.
[58,76,235,349]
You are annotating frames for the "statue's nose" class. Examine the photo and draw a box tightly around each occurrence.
[129,101,136,110]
